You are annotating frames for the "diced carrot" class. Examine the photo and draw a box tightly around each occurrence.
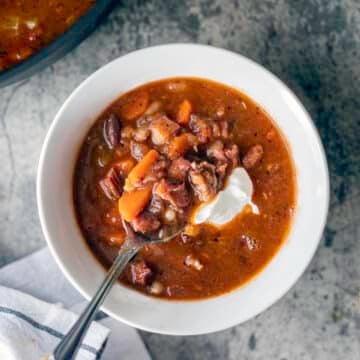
[119,91,149,121]
[118,186,152,222]
[115,157,136,175]
[176,99,192,125]
[168,133,197,159]
[127,149,159,185]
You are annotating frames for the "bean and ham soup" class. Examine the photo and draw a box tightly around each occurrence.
[0,1,95,71]
[74,78,296,300]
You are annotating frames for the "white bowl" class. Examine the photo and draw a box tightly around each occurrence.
[37,44,329,335]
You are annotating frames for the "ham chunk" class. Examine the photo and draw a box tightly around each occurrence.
[99,167,122,200]
[207,141,239,169]
[206,140,228,163]
[149,114,180,145]
[133,126,150,142]
[224,144,239,169]
[219,120,229,138]
[242,144,264,169]
[129,260,153,286]
[215,162,228,188]
[131,211,161,233]
[189,115,213,143]
[147,195,165,215]
[188,162,218,202]
[189,115,229,143]
[153,179,190,210]
[168,157,191,181]
[130,141,150,161]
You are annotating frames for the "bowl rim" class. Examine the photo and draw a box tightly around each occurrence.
[37,43,330,335]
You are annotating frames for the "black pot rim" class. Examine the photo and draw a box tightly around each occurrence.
[0,0,116,88]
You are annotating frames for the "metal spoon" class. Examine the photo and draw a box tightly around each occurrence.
[51,220,182,360]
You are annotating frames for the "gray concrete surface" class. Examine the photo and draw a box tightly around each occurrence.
[0,0,359,359]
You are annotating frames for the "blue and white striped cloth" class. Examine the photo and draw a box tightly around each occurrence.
[0,248,150,360]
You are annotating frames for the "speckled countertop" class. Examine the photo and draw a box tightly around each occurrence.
[0,1,359,359]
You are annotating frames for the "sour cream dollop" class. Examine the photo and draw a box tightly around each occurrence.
[192,167,259,226]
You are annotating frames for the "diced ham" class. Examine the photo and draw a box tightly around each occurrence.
[130,141,150,161]
[153,179,190,210]
[149,114,180,145]
[189,115,230,143]
[133,126,150,142]
[130,211,161,233]
[207,141,239,169]
[168,158,191,181]
[211,122,221,138]
[121,125,134,140]
[188,162,218,202]
[129,260,153,286]
[147,195,165,215]
[219,120,229,138]
[206,140,227,163]
[242,144,264,169]
[215,162,228,187]
[189,115,213,143]
[99,168,122,200]
[224,144,239,169]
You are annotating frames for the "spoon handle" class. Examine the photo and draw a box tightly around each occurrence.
[52,242,139,360]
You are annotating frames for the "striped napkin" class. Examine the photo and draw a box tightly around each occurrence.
[0,248,150,360]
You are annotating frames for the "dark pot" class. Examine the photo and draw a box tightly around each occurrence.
[0,0,116,88]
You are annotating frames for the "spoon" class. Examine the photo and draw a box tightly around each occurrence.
[52,168,254,358]
[51,220,182,360]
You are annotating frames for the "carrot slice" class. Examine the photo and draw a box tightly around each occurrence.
[168,133,197,159]
[118,186,152,222]
[176,99,192,125]
[119,91,149,121]
[127,149,159,185]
